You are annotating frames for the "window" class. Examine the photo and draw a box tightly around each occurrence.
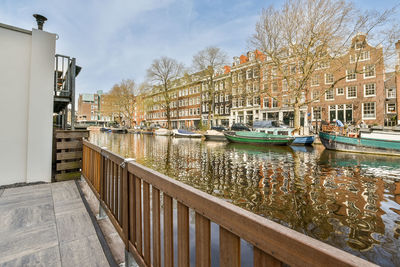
[232,98,237,108]
[271,67,277,78]
[364,83,376,97]
[272,81,278,92]
[325,73,334,84]
[387,103,396,113]
[355,41,365,50]
[263,97,270,108]
[359,51,370,61]
[220,94,224,102]
[246,69,253,79]
[350,51,370,63]
[282,80,288,91]
[220,106,224,114]
[232,74,237,83]
[312,107,321,121]
[290,64,297,74]
[318,62,330,69]
[254,97,260,106]
[253,69,259,78]
[312,90,320,102]
[346,69,356,81]
[347,86,357,98]
[311,75,319,86]
[336,88,344,95]
[247,98,253,106]
[246,84,252,92]
[215,95,218,103]
[272,98,278,108]
[225,106,230,114]
[364,65,375,78]
[215,107,219,115]
[282,96,289,107]
[225,95,229,101]
[254,83,259,92]
[363,102,376,119]
[325,88,334,100]
[387,88,396,98]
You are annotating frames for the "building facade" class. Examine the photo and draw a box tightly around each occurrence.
[143,36,399,129]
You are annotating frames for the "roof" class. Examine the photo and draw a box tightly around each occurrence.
[0,22,31,35]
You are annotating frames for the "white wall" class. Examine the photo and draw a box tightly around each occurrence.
[0,25,56,185]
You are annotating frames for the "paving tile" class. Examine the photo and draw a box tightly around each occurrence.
[60,234,109,267]
[0,245,61,267]
[2,184,50,197]
[0,222,58,264]
[0,201,55,234]
[56,209,96,243]
[53,197,85,216]
[51,181,81,205]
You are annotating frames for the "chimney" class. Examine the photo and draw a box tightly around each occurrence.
[33,14,47,30]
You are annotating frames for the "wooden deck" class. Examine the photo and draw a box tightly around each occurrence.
[0,181,109,267]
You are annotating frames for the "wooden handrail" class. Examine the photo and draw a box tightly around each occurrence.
[82,140,376,267]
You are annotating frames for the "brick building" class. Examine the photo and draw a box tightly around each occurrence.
[77,90,112,125]
[309,35,386,126]
[143,35,399,129]
[147,72,202,129]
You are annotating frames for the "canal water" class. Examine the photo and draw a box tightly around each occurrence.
[90,132,400,266]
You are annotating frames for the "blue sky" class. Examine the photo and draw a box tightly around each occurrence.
[1,0,399,95]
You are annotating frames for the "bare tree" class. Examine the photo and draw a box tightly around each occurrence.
[192,46,228,128]
[147,57,184,130]
[102,79,136,127]
[250,0,399,130]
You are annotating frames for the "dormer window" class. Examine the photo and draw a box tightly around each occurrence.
[355,41,365,50]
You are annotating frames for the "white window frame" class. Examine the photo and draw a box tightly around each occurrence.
[325,88,334,101]
[362,102,376,120]
[312,107,322,121]
[363,65,376,79]
[364,83,376,97]
[387,88,396,98]
[387,103,396,113]
[325,73,334,84]
[346,69,356,81]
[312,90,320,102]
[311,75,319,86]
[346,86,357,99]
[336,87,344,96]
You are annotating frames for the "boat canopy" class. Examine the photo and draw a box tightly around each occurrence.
[253,120,280,128]
[177,129,195,134]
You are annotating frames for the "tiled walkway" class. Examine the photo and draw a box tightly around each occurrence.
[0,181,109,267]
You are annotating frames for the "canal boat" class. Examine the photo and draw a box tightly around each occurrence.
[204,129,226,141]
[111,128,127,134]
[224,131,294,145]
[100,127,111,133]
[252,120,315,145]
[319,127,400,156]
[172,129,202,138]
[291,135,315,145]
[154,128,172,136]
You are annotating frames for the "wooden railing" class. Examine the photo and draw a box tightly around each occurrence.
[82,140,375,267]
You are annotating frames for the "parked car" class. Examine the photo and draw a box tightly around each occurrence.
[230,123,251,131]
[211,126,228,132]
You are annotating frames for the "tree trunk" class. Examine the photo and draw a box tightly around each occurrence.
[166,106,171,130]
[293,103,301,132]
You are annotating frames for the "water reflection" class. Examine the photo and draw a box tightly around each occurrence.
[90,133,400,267]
